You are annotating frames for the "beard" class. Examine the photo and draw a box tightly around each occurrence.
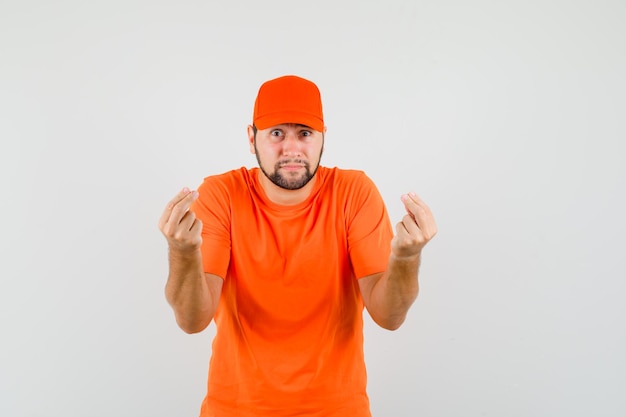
[255,145,322,191]
[266,159,318,190]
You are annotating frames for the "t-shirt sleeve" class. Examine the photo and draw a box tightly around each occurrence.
[345,172,393,279]
[190,176,232,279]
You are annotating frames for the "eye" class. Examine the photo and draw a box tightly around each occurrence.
[300,130,312,138]
[270,129,283,137]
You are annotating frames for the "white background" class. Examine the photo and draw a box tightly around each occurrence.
[1,1,625,416]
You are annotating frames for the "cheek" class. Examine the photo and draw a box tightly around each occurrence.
[256,149,279,168]
[308,144,324,159]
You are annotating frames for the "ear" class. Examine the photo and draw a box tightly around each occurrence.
[247,125,256,154]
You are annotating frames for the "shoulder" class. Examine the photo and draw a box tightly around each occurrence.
[317,167,385,219]
[193,167,256,219]
[197,167,253,193]
[321,166,372,184]
[194,167,257,211]
[320,166,378,193]
[200,166,252,186]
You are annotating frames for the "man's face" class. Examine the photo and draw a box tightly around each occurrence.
[249,123,325,190]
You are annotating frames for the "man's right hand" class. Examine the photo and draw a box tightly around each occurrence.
[158,187,202,253]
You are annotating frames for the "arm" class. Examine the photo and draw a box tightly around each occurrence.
[359,192,437,330]
[158,188,223,334]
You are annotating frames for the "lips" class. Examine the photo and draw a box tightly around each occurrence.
[279,164,304,171]
[278,160,306,169]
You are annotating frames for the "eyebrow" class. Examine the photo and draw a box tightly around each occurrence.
[273,123,312,130]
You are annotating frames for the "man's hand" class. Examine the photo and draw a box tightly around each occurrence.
[392,192,437,258]
[359,192,437,330]
[158,187,202,253]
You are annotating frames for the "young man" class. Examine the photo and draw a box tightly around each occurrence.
[158,75,437,417]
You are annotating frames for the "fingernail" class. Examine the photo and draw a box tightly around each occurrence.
[409,192,417,198]
[182,187,190,193]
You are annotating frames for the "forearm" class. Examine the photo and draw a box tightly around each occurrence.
[165,248,217,333]
[368,253,421,330]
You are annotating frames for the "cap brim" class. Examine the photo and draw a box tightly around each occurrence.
[254,111,324,132]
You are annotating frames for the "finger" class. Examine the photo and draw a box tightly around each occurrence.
[159,188,198,228]
[190,217,203,236]
[400,193,425,223]
[159,187,191,228]
[178,209,197,233]
[401,193,437,237]
[392,217,424,257]
[399,213,423,239]
[168,215,203,251]
[408,192,435,223]
[407,193,437,236]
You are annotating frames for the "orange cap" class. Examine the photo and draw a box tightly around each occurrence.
[253,75,324,132]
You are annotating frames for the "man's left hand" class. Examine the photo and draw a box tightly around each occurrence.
[392,192,437,258]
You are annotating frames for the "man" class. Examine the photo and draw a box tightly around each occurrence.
[158,75,437,417]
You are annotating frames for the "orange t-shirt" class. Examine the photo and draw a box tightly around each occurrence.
[191,166,393,417]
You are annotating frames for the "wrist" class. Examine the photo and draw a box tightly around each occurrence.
[389,251,421,264]
[168,245,202,261]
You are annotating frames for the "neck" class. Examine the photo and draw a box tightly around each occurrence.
[257,170,317,206]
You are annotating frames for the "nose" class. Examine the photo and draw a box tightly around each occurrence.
[282,131,302,157]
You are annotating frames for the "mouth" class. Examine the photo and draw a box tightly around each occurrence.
[278,160,307,171]
[279,164,305,171]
